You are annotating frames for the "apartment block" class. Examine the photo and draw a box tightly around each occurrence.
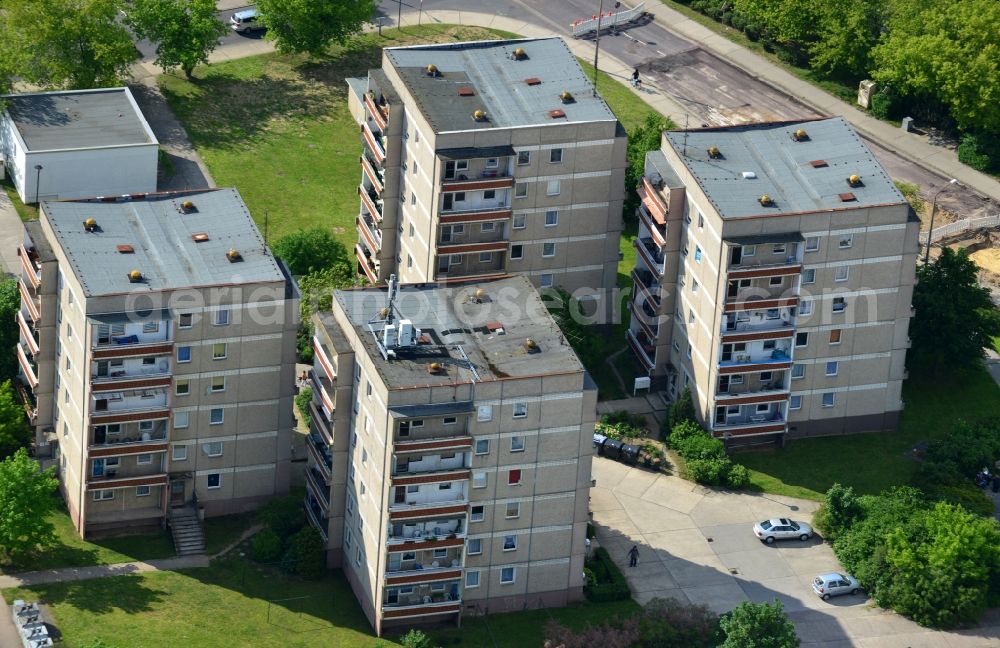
[628,117,918,442]
[304,275,595,634]
[346,37,626,314]
[16,189,299,537]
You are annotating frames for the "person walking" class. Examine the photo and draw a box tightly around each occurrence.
[628,545,639,568]
[631,68,641,90]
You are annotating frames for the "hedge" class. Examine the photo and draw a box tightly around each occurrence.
[585,547,632,603]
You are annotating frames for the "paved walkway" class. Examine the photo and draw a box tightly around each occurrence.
[591,457,1000,647]
[0,189,23,277]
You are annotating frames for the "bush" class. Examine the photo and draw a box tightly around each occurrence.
[818,483,863,540]
[930,482,994,518]
[675,433,725,461]
[251,528,283,563]
[596,421,645,441]
[724,463,751,489]
[295,387,313,428]
[544,617,640,648]
[870,87,901,121]
[639,597,721,647]
[400,629,433,648]
[957,133,996,172]
[584,547,631,602]
[686,457,730,485]
[289,526,327,580]
[662,387,697,438]
[583,566,598,588]
[665,420,706,448]
[257,494,306,539]
[601,410,647,430]
[719,600,799,647]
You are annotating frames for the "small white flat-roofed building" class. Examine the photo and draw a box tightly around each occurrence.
[1,87,159,203]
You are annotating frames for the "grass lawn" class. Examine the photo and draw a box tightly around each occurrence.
[2,553,640,648]
[738,364,1000,500]
[2,177,37,221]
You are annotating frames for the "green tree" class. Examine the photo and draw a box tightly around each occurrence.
[288,525,326,579]
[808,0,884,81]
[625,113,673,220]
[873,0,1000,134]
[272,228,349,276]
[295,386,313,429]
[127,0,229,79]
[255,0,375,57]
[0,380,30,458]
[0,279,21,381]
[0,449,59,558]
[884,502,1000,628]
[719,600,800,648]
[819,482,863,540]
[731,0,822,49]
[909,247,1000,374]
[1,0,138,89]
[662,385,697,437]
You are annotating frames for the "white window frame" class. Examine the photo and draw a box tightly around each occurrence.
[549,148,563,163]
[214,309,230,326]
[805,236,820,251]
[470,506,485,522]
[512,213,526,229]
[505,502,520,519]
[207,473,221,489]
[172,445,188,461]
[472,471,487,489]
[209,408,224,425]
[475,439,490,455]
[839,234,853,249]
[513,402,527,418]
[204,441,223,457]
[500,567,516,584]
[795,332,809,347]
[212,343,228,359]
[503,535,517,551]
[92,489,114,501]
[478,252,493,263]
[136,453,152,465]
[540,274,553,288]
[544,210,558,227]
[510,436,525,452]
[542,243,555,258]
[210,376,226,393]
[822,393,836,408]
[174,411,189,429]
[466,570,481,588]
[477,405,492,422]
[510,244,523,260]
[789,395,802,410]
[802,268,816,284]
[178,313,193,329]
[175,380,190,396]
[834,266,849,282]
[136,485,151,497]
[826,361,839,376]
[546,180,560,196]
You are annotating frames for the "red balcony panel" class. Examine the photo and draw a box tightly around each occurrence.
[721,329,795,343]
[639,177,667,224]
[395,437,473,453]
[355,244,379,283]
[88,442,169,458]
[728,264,803,280]
[90,409,170,425]
[361,122,385,163]
[715,393,789,406]
[439,209,512,224]
[718,362,792,375]
[386,568,462,587]
[712,423,786,437]
[391,469,471,487]
[389,504,468,521]
[724,297,799,313]
[357,216,380,252]
[436,241,508,255]
[387,536,465,552]
[382,602,461,619]
[363,93,387,130]
[90,376,172,393]
[86,473,168,490]
[92,343,174,360]
[627,330,655,371]
[441,177,514,192]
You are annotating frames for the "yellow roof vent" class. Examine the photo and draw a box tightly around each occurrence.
[513,47,527,60]
[128,269,143,283]
[425,64,438,76]
[560,90,574,103]
[792,128,809,141]
[83,218,99,232]
[226,248,243,262]
[847,174,863,187]
[524,338,540,353]
[758,194,774,206]
[379,307,390,318]
[707,146,722,159]
[181,200,196,212]
[473,109,487,122]
[427,362,444,375]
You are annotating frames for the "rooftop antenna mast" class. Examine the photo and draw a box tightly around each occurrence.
[384,274,398,325]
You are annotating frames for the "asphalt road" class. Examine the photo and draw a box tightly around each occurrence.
[378,0,994,219]
[134,4,263,62]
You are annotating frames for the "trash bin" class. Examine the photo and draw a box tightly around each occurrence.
[901,116,914,132]
[620,443,640,465]
[593,432,607,450]
[602,438,623,460]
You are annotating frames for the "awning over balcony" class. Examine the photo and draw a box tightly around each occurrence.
[437,145,515,161]
[725,232,804,247]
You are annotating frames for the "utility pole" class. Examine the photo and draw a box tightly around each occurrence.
[924,178,958,264]
[591,2,621,97]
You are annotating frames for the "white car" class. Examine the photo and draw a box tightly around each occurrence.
[230,9,262,33]
[813,572,861,600]
[753,518,813,544]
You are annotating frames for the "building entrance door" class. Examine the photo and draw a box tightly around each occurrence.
[170,479,186,507]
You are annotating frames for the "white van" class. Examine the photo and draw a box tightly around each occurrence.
[230,8,262,33]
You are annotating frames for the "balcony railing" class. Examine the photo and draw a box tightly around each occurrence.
[306,466,330,508]
[393,455,468,477]
[639,176,667,224]
[721,317,796,336]
[19,245,42,288]
[90,405,170,424]
[382,599,462,617]
[360,154,384,193]
[310,370,334,413]
[630,300,658,341]
[719,349,791,367]
[727,260,803,280]
[16,343,38,389]
[441,171,514,192]
[363,92,388,131]
[357,213,382,252]
[626,328,655,371]
[307,431,333,478]
[19,279,40,322]
[358,184,383,222]
[631,269,661,308]
[638,203,666,247]
[90,424,168,448]
[361,122,385,163]
[388,518,465,545]
[715,409,786,429]
[355,243,379,283]
[309,400,334,445]
[17,311,39,355]
[389,492,469,513]
[305,495,329,541]
[634,237,664,275]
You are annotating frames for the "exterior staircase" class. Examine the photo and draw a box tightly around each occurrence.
[169,506,206,556]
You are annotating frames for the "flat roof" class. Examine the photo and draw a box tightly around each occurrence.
[3,88,156,152]
[384,37,618,132]
[663,117,905,219]
[333,276,584,389]
[43,189,286,297]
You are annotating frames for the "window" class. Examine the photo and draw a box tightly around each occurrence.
[542,243,555,258]
[549,148,563,163]
[466,571,481,588]
[795,332,809,347]
[137,453,152,465]
[172,445,187,461]
[214,309,230,326]
[692,279,699,294]
[517,151,530,165]
[835,266,849,282]
[742,245,756,257]
[449,254,463,265]
[506,502,520,518]
[444,416,457,425]
[540,274,553,288]
[822,393,836,408]
[546,180,560,196]
[832,297,846,313]
[344,528,352,550]
[486,157,499,168]
[839,234,853,248]
[510,244,523,260]
[475,439,490,455]
[756,403,770,413]
[500,567,515,584]
[829,329,842,345]
[826,361,839,376]
[477,405,492,422]
[362,448,368,464]
[210,408,224,425]
[513,402,527,418]
[805,236,819,251]
[772,244,786,255]
[481,221,495,232]
[510,436,525,452]
[478,252,493,263]
[799,300,813,316]
[212,343,227,359]
[791,364,805,379]
[175,379,190,396]
[544,210,558,226]
[210,376,226,392]
[355,547,364,568]
[503,535,517,551]
[766,309,780,320]
[142,321,159,334]
[174,411,189,428]
[512,213,526,229]
[694,246,702,263]
[789,395,802,410]
[407,255,412,268]
[473,471,487,489]
[760,371,773,381]
[515,182,527,198]
[136,485,151,497]
[207,473,221,488]
[802,268,816,284]
[769,276,783,286]
[204,441,223,457]
[178,313,193,328]
[698,213,704,228]
[508,469,522,486]
[92,489,114,501]
[468,538,483,555]
[471,505,485,522]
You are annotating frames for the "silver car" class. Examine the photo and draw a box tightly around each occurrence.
[753,517,813,544]
[812,572,861,600]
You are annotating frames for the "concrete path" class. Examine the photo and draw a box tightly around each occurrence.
[591,456,1000,647]
[0,188,23,277]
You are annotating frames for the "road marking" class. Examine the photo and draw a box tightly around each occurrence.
[656,50,666,56]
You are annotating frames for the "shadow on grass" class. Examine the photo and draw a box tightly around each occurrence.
[17,573,166,615]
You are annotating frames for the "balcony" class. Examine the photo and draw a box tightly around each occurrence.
[727,260,803,280]
[388,518,465,547]
[86,472,168,489]
[310,370,334,415]
[721,313,796,338]
[19,278,40,322]
[382,597,462,619]
[436,240,509,256]
[724,296,799,314]
[363,92,388,131]
[718,347,792,374]
[91,364,172,392]
[19,245,42,288]
[305,495,328,541]
[361,154,384,193]
[355,243,379,283]
[310,400,334,446]
[357,213,382,252]
[391,469,471,490]
[389,502,469,521]
[635,236,664,276]
[90,421,168,450]
[92,335,173,361]
[714,405,786,436]
[638,203,667,247]
[358,184,383,222]
[17,343,38,389]
[631,268,661,308]
[441,171,514,192]
[438,205,513,225]
[389,484,469,514]
[361,122,385,163]
[17,311,39,355]
[386,564,463,587]
[15,381,37,425]
[630,300,658,341]
[639,176,667,224]
[728,243,800,271]
[626,328,655,372]
[312,336,336,381]
[393,453,468,477]
[305,466,330,510]
[307,431,333,479]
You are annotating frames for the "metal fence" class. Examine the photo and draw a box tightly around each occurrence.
[571,2,646,37]
[919,214,1000,244]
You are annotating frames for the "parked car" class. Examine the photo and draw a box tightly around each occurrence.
[230,8,263,33]
[812,572,861,600]
[752,518,813,544]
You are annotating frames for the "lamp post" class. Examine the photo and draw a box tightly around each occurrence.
[923,178,958,264]
[591,1,621,97]
[33,164,43,205]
